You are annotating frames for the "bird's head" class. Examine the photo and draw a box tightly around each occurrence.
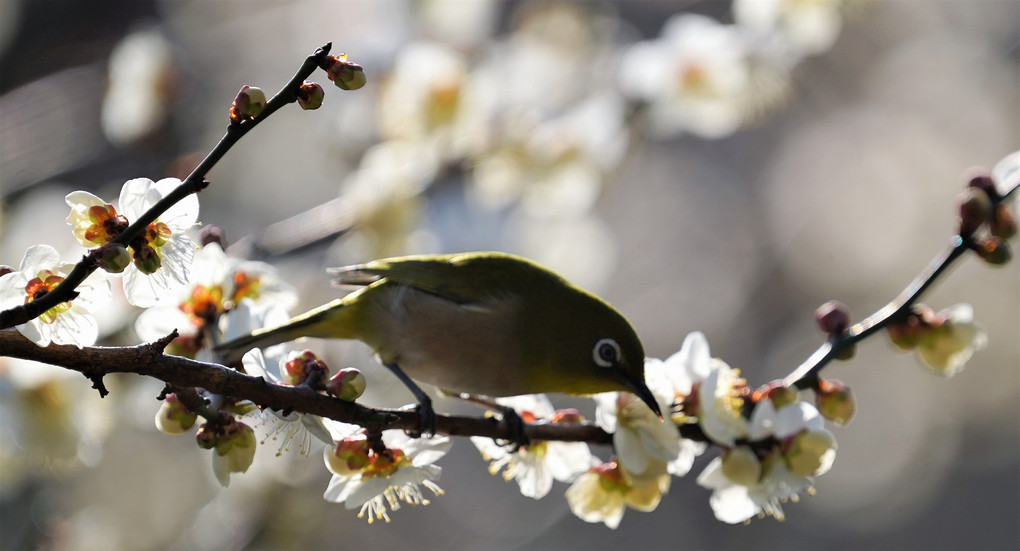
[526,289,662,419]
[584,327,662,420]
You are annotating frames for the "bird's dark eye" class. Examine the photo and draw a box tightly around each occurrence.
[593,338,621,368]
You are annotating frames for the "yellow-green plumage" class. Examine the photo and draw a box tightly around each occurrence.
[217,252,657,415]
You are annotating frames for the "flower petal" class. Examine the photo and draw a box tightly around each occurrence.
[53,308,99,347]
[773,401,823,438]
[119,178,161,219]
[155,178,200,229]
[323,473,354,503]
[708,483,757,524]
[593,392,619,432]
[17,319,50,347]
[135,306,193,341]
[545,441,596,482]
[670,331,713,381]
[19,244,61,275]
[71,269,112,311]
[212,452,231,487]
[0,271,29,311]
[242,348,275,381]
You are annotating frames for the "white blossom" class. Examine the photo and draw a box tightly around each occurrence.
[620,14,751,138]
[697,400,837,523]
[322,421,451,523]
[0,245,110,347]
[470,395,595,499]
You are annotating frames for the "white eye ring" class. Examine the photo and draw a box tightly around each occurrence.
[593,338,621,368]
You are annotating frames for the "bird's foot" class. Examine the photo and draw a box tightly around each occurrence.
[404,396,436,438]
[498,406,531,452]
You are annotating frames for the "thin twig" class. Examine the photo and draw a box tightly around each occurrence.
[0,42,334,330]
[783,179,1018,390]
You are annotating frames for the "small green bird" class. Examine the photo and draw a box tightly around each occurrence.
[216,252,660,435]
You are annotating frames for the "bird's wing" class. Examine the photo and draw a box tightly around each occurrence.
[328,252,539,305]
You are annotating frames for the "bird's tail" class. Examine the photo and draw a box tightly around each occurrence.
[215,298,354,364]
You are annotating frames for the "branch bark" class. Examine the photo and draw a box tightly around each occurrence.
[0,328,614,445]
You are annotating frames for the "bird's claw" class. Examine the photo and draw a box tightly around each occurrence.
[408,396,436,438]
[499,406,530,452]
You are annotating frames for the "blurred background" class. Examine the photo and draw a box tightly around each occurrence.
[0,0,1017,549]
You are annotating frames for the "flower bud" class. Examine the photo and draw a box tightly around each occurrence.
[218,422,256,474]
[155,393,198,435]
[96,243,132,273]
[229,85,267,123]
[974,237,1011,265]
[815,379,855,426]
[225,400,257,416]
[195,423,219,449]
[887,304,935,350]
[325,368,367,401]
[551,408,584,424]
[814,300,851,335]
[325,55,366,91]
[834,342,856,361]
[720,446,762,486]
[784,429,836,477]
[916,305,987,377]
[199,225,227,248]
[593,461,629,493]
[297,81,325,110]
[753,380,798,410]
[964,166,999,202]
[325,434,371,476]
[990,205,1017,240]
[283,349,330,387]
[132,244,162,274]
[957,187,993,238]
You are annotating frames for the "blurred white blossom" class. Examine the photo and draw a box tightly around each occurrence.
[339,139,442,257]
[378,41,487,159]
[101,28,177,146]
[620,14,751,139]
[470,92,627,218]
[734,0,843,61]
[417,0,498,50]
[915,304,988,377]
[0,357,112,496]
[991,149,1020,197]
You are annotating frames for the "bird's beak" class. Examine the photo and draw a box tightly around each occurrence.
[621,374,664,420]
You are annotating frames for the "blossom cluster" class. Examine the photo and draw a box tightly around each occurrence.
[1,13,1015,535]
[320,1,855,277]
[563,332,838,527]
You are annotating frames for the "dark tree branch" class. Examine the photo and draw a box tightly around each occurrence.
[0,329,614,446]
